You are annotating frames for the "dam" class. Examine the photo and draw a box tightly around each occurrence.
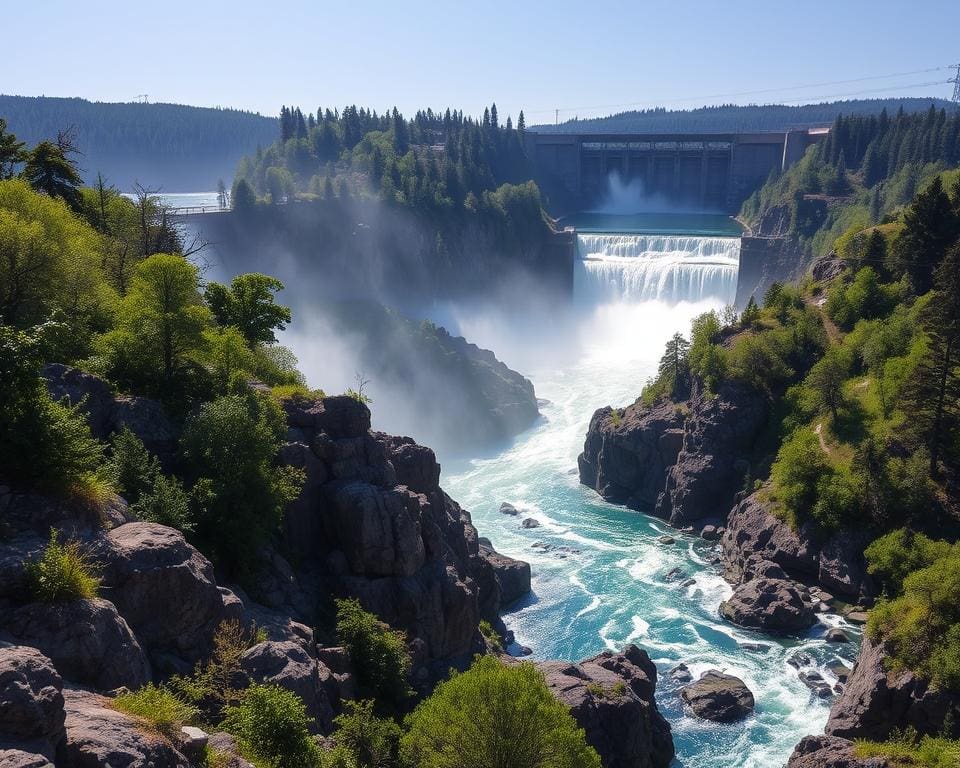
[529,128,827,211]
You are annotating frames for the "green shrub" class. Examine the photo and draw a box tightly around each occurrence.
[725,332,792,393]
[323,699,401,768]
[401,655,601,768]
[251,344,306,387]
[770,427,831,523]
[812,466,864,531]
[866,530,956,598]
[478,620,503,651]
[868,550,960,691]
[27,530,100,602]
[181,392,303,575]
[113,684,197,738]
[335,599,411,714]
[855,730,960,767]
[221,684,321,768]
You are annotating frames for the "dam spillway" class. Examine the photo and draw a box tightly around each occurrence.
[573,232,741,307]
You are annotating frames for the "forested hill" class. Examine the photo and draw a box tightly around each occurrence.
[0,95,278,190]
[534,98,958,134]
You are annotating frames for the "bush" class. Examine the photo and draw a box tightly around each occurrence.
[868,550,960,691]
[865,530,955,597]
[27,530,100,602]
[855,730,960,767]
[113,684,197,738]
[324,699,400,768]
[335,599,411,714]
[812,466,864,531]
[478,619,503,651]
[770,427,831,523]
[181,392,303,574]
[725,332,792,393]
[221,684,321,768]
[401,655,601,768]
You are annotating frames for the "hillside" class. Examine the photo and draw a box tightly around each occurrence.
[0,95,278,190]
[534,98,958,134]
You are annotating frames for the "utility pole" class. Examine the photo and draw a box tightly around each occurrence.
[951,64,960,104]
[555,108,559,126]
[134,94,149,104]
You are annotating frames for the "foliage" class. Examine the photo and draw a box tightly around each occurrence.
[803,346,852,421]
[27,529,100,602]
[865,529,954,597]
[204,273,292,348]
[770,427,830,524]
[868,547,960,691]
[250,343,305,387]
[892,176,960,295]
[323,699,401,768]
[725,332,792,394]
[854,730,960,767]
[655,332,690,398]
[181,392,303,575]
[687,310,725,390]
[21,140,84,212]
[113,684,197,738]
[400,654,601,768]
[334,598,412,714]
[221,684,321,768]
[0,324,105,495]
[104,428,193,531]
[478,620,503,651]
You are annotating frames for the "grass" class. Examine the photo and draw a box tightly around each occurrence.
[478,620,503,651]
[113,684,198,738]
[270,383,325,403]
[585,680,628,699]
[854,733,960,767]
[27,529,100,602]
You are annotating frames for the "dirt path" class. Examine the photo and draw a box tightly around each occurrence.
[814,422,832,457]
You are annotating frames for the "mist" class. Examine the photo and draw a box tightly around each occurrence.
[593,171,724,215]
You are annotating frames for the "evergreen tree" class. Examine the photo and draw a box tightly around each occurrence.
[657,332,690,396]
[892,176,959,295]
[517,110,526,135]
[21,140,84,211]
[740,295,761,327]
[0,118,26,179]
[490,103,499,130]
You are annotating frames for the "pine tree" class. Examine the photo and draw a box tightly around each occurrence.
[21,141,84,211]
[517,111,526,134]
[0,118,26,179]
[490,103,499,130]
[657,333,690,397]
[892,176,959,294]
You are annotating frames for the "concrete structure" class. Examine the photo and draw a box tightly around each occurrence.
[527,129,827,211]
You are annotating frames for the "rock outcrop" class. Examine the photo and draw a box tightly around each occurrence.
[62,687,190,768]
[722,493,874,602]
[0,645,65,762]
[786,735,889,768]
[579,381,767,526]
[540,645,674,768]
[719,578,817,634]
[680,671,755,722]
[825,635,960,741]
[477,540,531,607]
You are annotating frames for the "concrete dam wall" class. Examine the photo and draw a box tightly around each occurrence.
[528,129,826,212]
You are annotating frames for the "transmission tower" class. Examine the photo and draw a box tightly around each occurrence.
[952,64,960,103]
[134,94,149,104]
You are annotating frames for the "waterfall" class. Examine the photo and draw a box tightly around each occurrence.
[574,233,741,306]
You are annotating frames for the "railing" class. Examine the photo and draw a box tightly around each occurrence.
[168,206,230,216]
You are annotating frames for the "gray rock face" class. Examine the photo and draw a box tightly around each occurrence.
[62,687,190,768]
[206,732,256,768]
[579,381,767,526]
[0,646,65,761]
[721,493,874,601]
[7,600,150,691]
[826,635,960,741]
[239,641,334,732]
[680,671,755,722]
[477,542,531,607]
[42,364,177,459]
[540,645,674,768]
[786,735,890,768]
[99,523,226,664]
[719,578,817,634]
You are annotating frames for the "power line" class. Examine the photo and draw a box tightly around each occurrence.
[951,64,960,103]
[527,65,955,117]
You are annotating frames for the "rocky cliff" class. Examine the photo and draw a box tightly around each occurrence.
[579,380,767,527]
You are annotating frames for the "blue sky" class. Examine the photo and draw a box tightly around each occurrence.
[3,0,959,124]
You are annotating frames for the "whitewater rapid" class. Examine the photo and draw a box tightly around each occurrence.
[442,239,858,767]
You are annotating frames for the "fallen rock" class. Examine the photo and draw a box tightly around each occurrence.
[826,628,851,643]
[786,735,889,767]
[719,578,816,634]
[62,687,190,768]
[700,525,718,541]
[521,517,540,529]
[0,748,55,767]
[7,599,150,691]
[206,732,256,768]
[0,646,65,761]
[680,671,755,723]
[657,536,675,546]
[670,664,692,683]
[541,645,674,768]
[499,502,519,516]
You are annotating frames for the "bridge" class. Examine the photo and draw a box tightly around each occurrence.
[527,128,828,211]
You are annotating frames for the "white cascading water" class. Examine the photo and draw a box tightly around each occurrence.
[574,233,741,306]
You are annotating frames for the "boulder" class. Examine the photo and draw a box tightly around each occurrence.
[0,646,65,761]
[99,523,225,662]
[239,641,334,732]
[7,600,150,691]
[315,647,357,712]
[499,502,520,516]
[521,517,540,529]
[826,635,960,741]
[719,578,817,634]
[721,493,874,601]
[62,687,190,768]
[541,645,674,768]
[700,525,718,541]
[786,735,889,768]
[0,748,55,767]
[826,628,851,643]
[206,732,256,768]
[680,671,755,723]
